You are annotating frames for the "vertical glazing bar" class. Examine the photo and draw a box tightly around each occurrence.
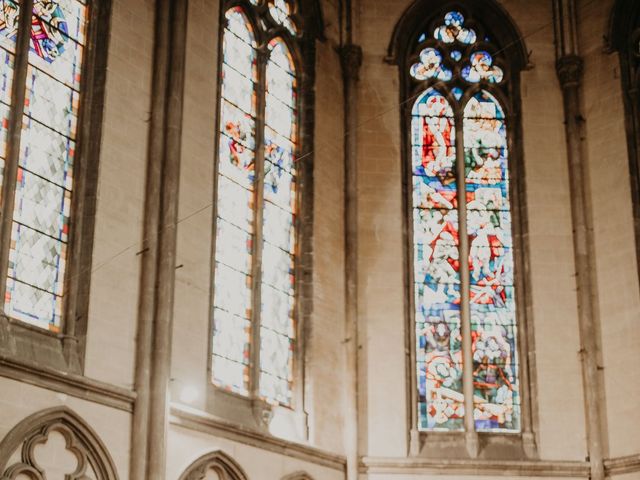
[455,110,478,457]
[250,45,268,399]
[0,0,34,314]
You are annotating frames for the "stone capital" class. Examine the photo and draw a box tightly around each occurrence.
[556,54,583,89]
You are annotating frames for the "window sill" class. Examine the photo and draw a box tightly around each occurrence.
[0,314,82,374]
[201,386,308,443]
[416,430,538,460]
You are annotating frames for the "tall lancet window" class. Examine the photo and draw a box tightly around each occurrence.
[212,0,301,407]
[0,0,109,371]
[408,10,520,433]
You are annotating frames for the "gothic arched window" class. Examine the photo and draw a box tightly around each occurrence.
[390,3,534,450]
[211,0,302,408]
[0,0,110,372]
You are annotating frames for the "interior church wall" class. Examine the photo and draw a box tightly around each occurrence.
[509,0,587,461]
[169,0,349,455]
[83,0,155,388]
[0,377,131,477]
[356,0,413,458]
[166,424,344,479]
[305,0,348,452]
[578,0,640,459]
[2,0,640,477]
[355,0,589,462]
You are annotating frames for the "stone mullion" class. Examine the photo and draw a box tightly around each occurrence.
[249,44,269,399]
[0,0,34,317]
[454,109,479,457]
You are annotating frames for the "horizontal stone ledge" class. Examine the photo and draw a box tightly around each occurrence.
[169,404,346,472]
[605,453,640,475]
[0,355,136,412]
[360,457,591,477]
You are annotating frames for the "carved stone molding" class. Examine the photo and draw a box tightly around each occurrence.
[556,54,584,89]
[281,472,315,480]
[0,407,119,480]
[178,451,249,480]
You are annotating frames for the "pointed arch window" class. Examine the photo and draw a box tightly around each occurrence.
[399,7,533,440]
[0,0,110,372]
[211,0,301,408]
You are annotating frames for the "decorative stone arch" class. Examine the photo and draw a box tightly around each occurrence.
[386,0,529,69]
[178,451,249,480]
[281,472,315,480]
[0,406,119,480]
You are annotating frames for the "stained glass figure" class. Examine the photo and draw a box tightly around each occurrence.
[464,90,518,432]
[412,89,464,431]
[212,3,300,408]
[4,0,87,331]
[462,51,504,84]
[410,10,519,434]
[211,7,257,395]
[434,11,477,45]
[410,48,452,82]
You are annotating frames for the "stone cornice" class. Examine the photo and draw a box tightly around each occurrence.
[0,355,135,412]
[169,404,346,472]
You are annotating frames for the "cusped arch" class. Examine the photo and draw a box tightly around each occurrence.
[281,472,315,480]
[178,451,249,480]
[386,0,529,72]
[0,406,119,480]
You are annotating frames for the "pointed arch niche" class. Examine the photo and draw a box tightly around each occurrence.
[178,451,249,480]
[388,0,537,459]
[0,407,119,479]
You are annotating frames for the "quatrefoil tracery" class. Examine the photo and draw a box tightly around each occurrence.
[409,10,506,88]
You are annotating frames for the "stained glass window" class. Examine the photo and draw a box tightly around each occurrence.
[212,2,300,407]
[410,10,520,433]
[0,0,89,332]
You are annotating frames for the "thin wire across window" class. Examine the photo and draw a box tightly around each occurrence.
[410,10,520,433]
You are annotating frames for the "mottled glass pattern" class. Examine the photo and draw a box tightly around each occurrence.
[464,90,519,432]
[259,38,297,406]
[462,51,504,84]
[434,11,477,44]
[412,89,464,431]
[268,0,296,35]
[5,0,87,331]
[211,7,257,395]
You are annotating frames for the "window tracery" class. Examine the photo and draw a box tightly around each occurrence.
[211,0,302,407]
[408,9,520,433]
